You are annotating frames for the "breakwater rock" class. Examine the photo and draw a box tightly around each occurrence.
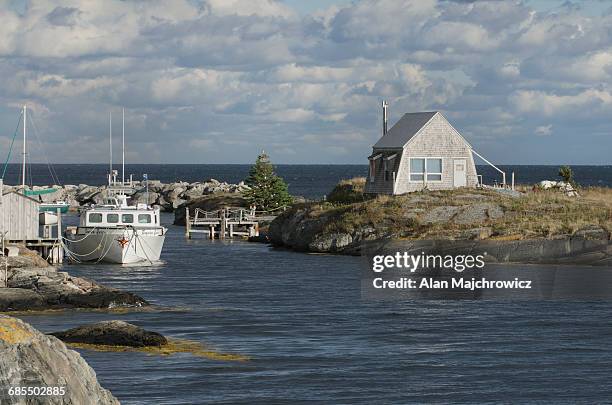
[0,315,119,404]
[3,179,250,212]
[173,194,249,225]
[51,320,167,348]
[0,246,148,312]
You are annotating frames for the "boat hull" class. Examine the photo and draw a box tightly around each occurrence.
[65,227,166,264]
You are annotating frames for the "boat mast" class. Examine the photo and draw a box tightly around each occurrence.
[22,105,26,190]
[109,111,113,186]
[122,108,125,185]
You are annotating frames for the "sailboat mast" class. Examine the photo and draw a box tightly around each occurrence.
[109,111,113,184]
[122,108,125,185]
[22,105,26,189]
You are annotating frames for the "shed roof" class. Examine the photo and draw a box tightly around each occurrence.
[2,190,41,204]
[373,111,438,149]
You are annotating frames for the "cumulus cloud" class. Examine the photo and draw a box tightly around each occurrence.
[0,0,610,165]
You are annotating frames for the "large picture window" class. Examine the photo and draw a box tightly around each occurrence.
[410,158,442,182]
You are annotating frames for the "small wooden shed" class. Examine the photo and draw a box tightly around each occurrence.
[0,191,40,241]
[365,105,478,195]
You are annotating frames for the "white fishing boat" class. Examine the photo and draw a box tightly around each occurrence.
[64,109,166,264]
[64,195,166,264]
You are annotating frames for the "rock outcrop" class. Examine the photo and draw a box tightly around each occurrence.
[0,247,148,312]
[537,180,579,197]
[51,320,167,347]
[269,205,382,254]
[3,179,251,212]
[270,185,611,259]
[0,315,119,405]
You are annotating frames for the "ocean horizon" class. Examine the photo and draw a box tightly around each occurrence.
[2,163,611,199]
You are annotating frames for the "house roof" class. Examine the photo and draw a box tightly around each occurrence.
[373,111,438,149]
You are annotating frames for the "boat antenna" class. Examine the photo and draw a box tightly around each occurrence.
[22,104,26,190]
[122,108,125,185]
[109,111,113,182]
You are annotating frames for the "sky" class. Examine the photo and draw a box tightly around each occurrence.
[1,0,611,165]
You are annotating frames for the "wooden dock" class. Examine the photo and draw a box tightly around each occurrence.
[184,207,277,240]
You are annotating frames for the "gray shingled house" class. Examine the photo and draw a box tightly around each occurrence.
[364,104,479,195]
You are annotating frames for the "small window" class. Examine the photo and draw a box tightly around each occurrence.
[138,214,151,224]
[107,214,119,223]
[410,158,425,181]
[122,214,134,223]
[89,213,103,223]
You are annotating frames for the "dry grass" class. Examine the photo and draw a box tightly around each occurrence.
[326,177,369,204]
[304,178,612,240]
[491,188,612,238]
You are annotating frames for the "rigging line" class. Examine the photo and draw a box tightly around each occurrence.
[2,111,23,179]
[28,110,61,186]
[94,232,116,263]
[63,233,107,257]
[134,231,154,265]
[60,225,100,243]
[25,147,32,188]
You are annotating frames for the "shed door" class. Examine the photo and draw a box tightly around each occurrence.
[453,159,467,187]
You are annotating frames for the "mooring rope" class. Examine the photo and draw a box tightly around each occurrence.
[60,225,100,243]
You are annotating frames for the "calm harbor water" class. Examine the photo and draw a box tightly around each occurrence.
[2,164,612,199]
[17,213,612,404]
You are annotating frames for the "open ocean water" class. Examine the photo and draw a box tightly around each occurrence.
[10,164,612,403]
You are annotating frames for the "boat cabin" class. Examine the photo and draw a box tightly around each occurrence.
[80,209,160,227]
[79,194,161,227]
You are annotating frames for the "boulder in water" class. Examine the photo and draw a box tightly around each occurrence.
[51,320,167,347]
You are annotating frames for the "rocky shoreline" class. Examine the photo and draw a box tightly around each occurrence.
[0,315,120,404]
[0,246,148,312]
[3,179,251,212]
[268,181,612,265]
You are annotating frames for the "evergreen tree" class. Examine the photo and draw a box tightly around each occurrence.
[558,165,576,186]
[244,152,292,210]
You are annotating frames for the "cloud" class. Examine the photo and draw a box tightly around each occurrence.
[535,124,552,136]
[510,89,612,117]
[0,0,610,165]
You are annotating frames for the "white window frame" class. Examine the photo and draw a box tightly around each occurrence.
[138,213,152,224]
[408,157,443,183]
[106,213,120,224]
[88,212,103,224]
